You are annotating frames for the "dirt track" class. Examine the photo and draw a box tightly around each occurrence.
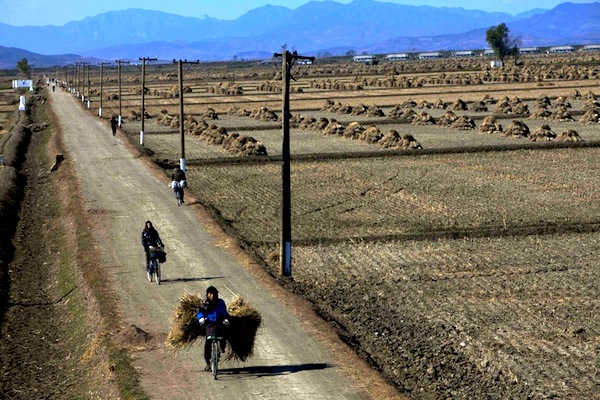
[45,86,402,399]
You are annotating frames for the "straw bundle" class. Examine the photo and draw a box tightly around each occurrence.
[226,296,263,361]
[165,291,204,350]
[165,292,262,362]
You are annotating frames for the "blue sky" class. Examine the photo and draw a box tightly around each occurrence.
[0,0,593,26]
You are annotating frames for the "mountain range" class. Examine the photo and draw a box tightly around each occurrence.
[0,0,599,68]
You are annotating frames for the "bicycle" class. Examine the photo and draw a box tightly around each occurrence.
[147,245,164,284]
[204,321,229,379]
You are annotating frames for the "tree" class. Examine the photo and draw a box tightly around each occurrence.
[16,58,31,79]
[485,23,521,64]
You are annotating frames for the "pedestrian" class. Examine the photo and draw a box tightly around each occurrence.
[110,115,118,136]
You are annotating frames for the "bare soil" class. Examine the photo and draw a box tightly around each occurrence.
[0,110,88,399]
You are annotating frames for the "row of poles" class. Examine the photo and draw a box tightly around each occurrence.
[59,51,313,277]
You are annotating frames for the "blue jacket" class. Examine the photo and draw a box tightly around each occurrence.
[197,298,228,323]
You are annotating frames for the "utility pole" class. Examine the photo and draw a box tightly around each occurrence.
[98,62,111,117]
[173,59,199,172]
[79,62,89,103]
[139,57,157,145]
[74,62,81,96]
[86,63,91,108]
[116,60,130,127]
[273,50,315,277]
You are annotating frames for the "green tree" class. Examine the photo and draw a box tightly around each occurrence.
[485,23,521,64]
[16,58,32,79]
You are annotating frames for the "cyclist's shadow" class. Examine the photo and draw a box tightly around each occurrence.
[217,363,331,380]
[159,276,224,284]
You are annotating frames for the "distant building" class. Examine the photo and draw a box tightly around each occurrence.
[451,50,475,57]
[519,47,540,54]
[385,53,410,61]
[353,55,378,65]
[490,60,504,68]
[548,45,574,53]
[418,52,442,60]
[582,44,600,51]
[482,49,495,57]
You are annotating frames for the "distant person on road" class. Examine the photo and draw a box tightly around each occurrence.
[171,166,187,203]
[110,115,118,136]
[141,221,163,270]
[197,286,229,371]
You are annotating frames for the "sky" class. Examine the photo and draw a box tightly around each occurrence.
[0,0,594,26]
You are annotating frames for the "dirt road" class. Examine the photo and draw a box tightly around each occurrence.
[48,88,400,399]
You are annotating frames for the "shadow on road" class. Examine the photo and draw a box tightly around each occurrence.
[159,276,225,284]
[217,363,332,379]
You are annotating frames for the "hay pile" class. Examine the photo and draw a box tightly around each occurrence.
[379,130,422,150]
[503,120,530,138]
[479,116,503,134]
[412,111,435,125]
[450,116,476,130]
[579,109,600,124]
[529,125,556,141]
[166,292,262,362]
[437,110,458,127]
[556,129,583,142]
[323,119,345,136]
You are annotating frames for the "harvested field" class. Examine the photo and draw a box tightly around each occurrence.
[93,52,600,399]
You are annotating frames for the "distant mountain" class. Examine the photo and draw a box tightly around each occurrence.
[0,0,598,67]
[0,45,95,70]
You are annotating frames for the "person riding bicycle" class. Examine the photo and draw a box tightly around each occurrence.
[141,221,163,270]
[197,286,230,371]
[171,167,187,203]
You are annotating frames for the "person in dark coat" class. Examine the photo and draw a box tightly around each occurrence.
[171,167,187,203]
[110,115,118,136]
[141,221,163,270]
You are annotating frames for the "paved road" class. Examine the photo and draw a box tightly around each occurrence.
[48,87,396,399]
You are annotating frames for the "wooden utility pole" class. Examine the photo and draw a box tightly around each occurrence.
[273,50,315,277]
[116,60,130,127]
[138,57,157,145]
[98,62,111,117]
[173,59,199,172]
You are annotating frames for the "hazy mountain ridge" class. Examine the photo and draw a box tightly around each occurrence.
[0,1,599,68]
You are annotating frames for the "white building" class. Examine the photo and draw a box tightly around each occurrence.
[451,50,475,57]
[582,44,600,51]
[519,47,540,54]
[353,55,378,64]
[385,53,410,61]
[418,52,442,60]
[548,45,575,53]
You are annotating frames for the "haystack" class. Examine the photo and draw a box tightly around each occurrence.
[437,110,458,127]
[502,120,530,138]
[451,99,468,111]
[416,100,431,109]
[471,101,488,112]
[529,125,556,141]
[433,99,447,109]
[579,109,600,124]
[550,108,574,122]
[359,126,383,143]
[343,122,365,139]
[479,116,502,134]
[378,130,422,150]
[529,107,552,120]
[556,129,583,142]
[166,292,262,362]
[323,119,345,136]
[412,111,435,125]
[583,99,600,112]
[450,116,476,130]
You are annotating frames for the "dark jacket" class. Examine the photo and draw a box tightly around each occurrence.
[172,168,186,182]
[141,226,162,248]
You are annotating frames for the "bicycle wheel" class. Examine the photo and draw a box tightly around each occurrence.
[146,261,153,282]
[154,262,161,284]
[211,339,219,379]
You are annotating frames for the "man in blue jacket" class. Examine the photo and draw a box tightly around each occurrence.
[197,286,229,371]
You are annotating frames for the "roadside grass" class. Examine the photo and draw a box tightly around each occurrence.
[43,92,150,400]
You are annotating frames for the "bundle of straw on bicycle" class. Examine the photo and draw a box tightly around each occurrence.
[166,291,262,361]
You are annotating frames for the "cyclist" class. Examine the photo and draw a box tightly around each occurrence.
[141,221,163,271]
[171,167,187,203]
[197,286,229,371]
